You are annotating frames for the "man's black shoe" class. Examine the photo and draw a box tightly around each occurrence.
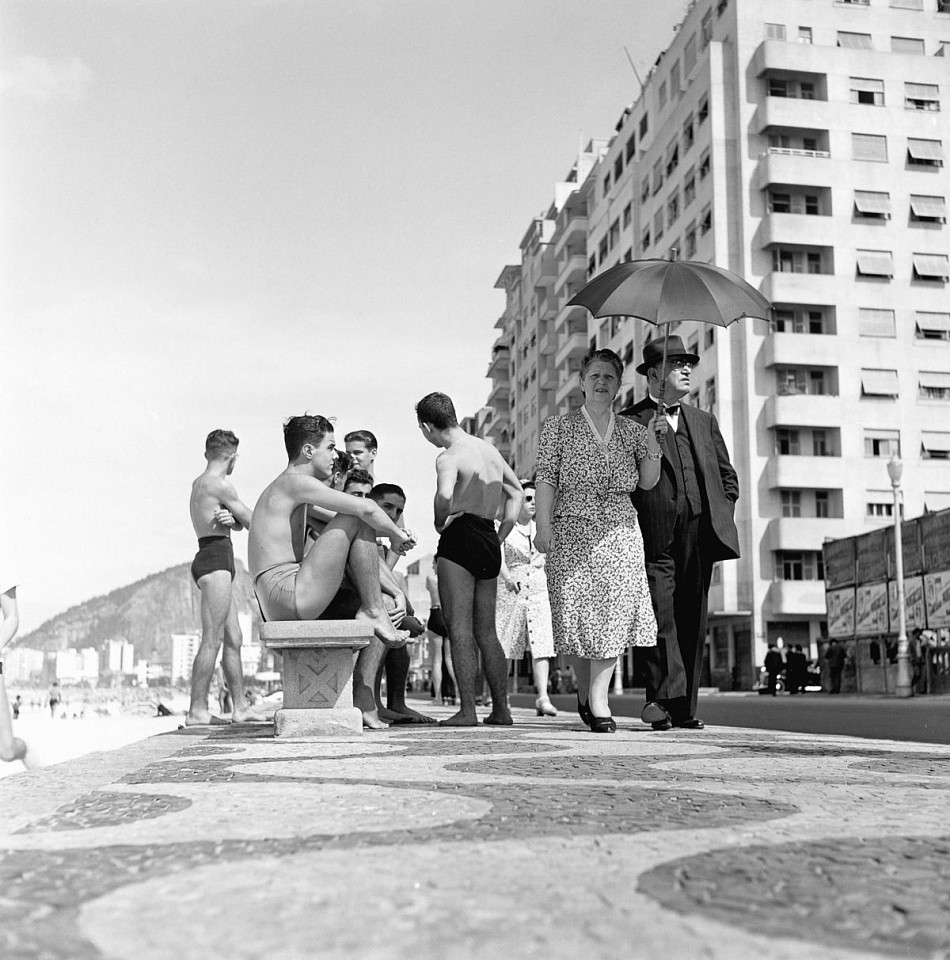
[641,701,670,724]
[651,718,673,731]
[672,718,705,729]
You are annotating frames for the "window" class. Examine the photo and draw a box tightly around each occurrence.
[685,223,697,258]
[805,194,819,215]
[868,500,895,519]
[683,114,694,151]
[853,190,891,219]
[890,0,923,8]
[770,192,791,214]
[603,173,611,197]
[798,26,813,44]
[697,96,709,124]
[666,141,679,176]
[852,133,888,162]
[699,150,710,179]
[623,248,632,262]
[653,159,664,194]
[913,253,950,281]
[922,433,950,459]
[588,254,597,277]
[625,134,636,163]
[598,236,608,263]
[639,113,649,139]
[641,226,651,250]
[704,377,716,413]
[939,0,950,10]
[641,177,650,204]
[940,42,950,57]
[861,369,900,397]
[767,23,786,40]
[684,170,696,206]
[667,191,680,226]
[907,138,944,166]
[716,0,727,15]
[910,195,947,222]
[700,206,712,235]
[891,36,925,54]
[813,430,830,457]
[705,326,715,349]
[701,11,712,48]
[614,154,623,181]
[776,367,827,395]
[654,208,665,241]
[622,203,632,229]
[838,32,872,50]
[850,77,885,106]
[905,83,940,111]
[781,491,801,518]
[775,552,824,581]
[772,248,825,274]
[916,312,950,340]
[919,371,950,400]
[609,218,620,251]
[859,308,896,337]
[864,429,901,457]
[658,80,667,110]
[776,429,800,455]
[670,61,681,99]
[684,35,697,74]
[856,249,894,277]
[815,491,830,518]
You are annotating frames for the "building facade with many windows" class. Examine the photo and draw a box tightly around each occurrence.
[482,0,950,686]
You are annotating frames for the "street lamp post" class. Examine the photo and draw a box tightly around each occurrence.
[887,455,913,698]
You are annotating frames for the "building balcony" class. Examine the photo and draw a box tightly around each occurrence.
[554,254,588,296]
[534,253,558,291]
[553,216,588,259]
[765,579,828,616]
[761,272,840,305]
[754,97,832,136]
[556,374,582,407]
[486,348,510,379]
[757,214,832,248]
[763,517,851,552]
[751,39,830,78]
[555,331,588,368]
[764,455,845,489]
[764,394,841,429]
[752,150,832,192]
[486,412,510,440]
[554,300,588,334]
[539,324,558,357]
[539,359,558,390]
[762,333,839,367]
[487,380,510,406]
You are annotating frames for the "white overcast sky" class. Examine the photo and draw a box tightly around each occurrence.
[1,0,688,633]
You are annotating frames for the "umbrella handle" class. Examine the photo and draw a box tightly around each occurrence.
[656,329,671,415]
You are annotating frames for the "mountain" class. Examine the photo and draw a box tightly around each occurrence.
[17,563,261,662]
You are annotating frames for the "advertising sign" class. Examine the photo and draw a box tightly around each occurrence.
[887,577,926,632]
[823,537,855,588]
[826,587,855,638]
[921,511,950,573]
[855,529,888,584]
[855,581,889,636]
[885,519,924,579]
[924,570,950,629]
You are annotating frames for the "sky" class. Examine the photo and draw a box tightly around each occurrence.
[1,0,689,634]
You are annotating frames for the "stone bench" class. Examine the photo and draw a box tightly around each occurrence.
[260,620,374,737]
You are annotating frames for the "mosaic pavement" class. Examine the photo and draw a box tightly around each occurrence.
[1,704,948,960]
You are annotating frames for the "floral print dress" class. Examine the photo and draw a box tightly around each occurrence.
[535,408,657,659]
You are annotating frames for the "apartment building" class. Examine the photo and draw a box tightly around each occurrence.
[484,0,950,687]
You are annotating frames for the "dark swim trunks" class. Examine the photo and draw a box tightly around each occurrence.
[437,514,501,580]
[427,606,447,637]
[191,536,235,585]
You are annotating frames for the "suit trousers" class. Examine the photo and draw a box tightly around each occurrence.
[639,511,713,720]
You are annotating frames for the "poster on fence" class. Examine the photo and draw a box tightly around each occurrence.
[855,581,889,636]
[887,577,926,632]
[924,570,950,629]
[826,587,856,637]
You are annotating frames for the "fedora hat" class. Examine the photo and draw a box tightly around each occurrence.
[636,335,701,375]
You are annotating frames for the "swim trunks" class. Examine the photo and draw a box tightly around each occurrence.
[191,536,235,585]
[428,606,447,637]
[437,514,501,580]
[254,563,361,622]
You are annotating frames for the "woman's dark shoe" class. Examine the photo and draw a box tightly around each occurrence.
[576,695,593,727]
[589,714,617,734]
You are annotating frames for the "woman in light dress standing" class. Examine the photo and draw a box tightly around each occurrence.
[533,349,663,732]
[495,482,558,716]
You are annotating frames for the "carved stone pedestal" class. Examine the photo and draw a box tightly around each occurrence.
[261,620,374,737]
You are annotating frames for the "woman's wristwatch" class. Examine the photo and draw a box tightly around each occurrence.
[646,446,662,461]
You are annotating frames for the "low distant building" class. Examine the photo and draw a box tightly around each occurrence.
[2,646,45,683]
[171,633,200,683]
[55,648,99,684]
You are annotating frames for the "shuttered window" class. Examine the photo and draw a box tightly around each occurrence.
[907,139,944,163]
[858,308,896,337]
[853,134,888,161]
[856,250,894,277]
[854,191,891,217]
[861,369,899,396]
[910,195,947,221]
[912,254,950,281]
[838,31,872,49]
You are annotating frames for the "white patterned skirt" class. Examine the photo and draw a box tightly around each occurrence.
[545,504,657,659]
[495,564,556,660]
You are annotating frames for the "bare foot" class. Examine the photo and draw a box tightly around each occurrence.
[439,710,479,727]
[383,705,436,724]
[483,707,513,726]
[362,710,389,730]
[356,609,409,649]
[231,705,270,723]
[185,712,230,726]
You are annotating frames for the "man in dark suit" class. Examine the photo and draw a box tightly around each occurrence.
[620,336,739,730]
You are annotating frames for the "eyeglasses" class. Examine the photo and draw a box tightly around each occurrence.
[668,359,694,371]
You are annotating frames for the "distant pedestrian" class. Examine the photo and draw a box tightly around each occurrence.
[764,643,784,696]
[824,639,846,694]
[12,695,21,719]
[786,644,808,694]
[46,680,61,718]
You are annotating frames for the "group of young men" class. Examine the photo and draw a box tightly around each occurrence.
[187,392,523,728]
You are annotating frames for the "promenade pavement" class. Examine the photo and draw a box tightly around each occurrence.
[1,699,948,960]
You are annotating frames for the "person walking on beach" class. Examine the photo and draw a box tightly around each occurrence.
[1,577,38,768]
[187,429,260,726]
[416,392,523,727]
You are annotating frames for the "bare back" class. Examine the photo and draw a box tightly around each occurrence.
[439,435,508,520]
[190,474,235,540]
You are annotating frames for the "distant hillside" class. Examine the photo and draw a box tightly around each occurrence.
[17,563,261,662]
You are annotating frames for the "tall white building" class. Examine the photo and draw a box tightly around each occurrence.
[486,0,950,687]
[107,639,135,676]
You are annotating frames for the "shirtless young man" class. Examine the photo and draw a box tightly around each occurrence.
[424,568,456,704]
[187,429,259,725]
[416,392,524,726]
[248,415,413,729]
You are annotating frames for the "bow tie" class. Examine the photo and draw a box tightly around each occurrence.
[650,401,679,415]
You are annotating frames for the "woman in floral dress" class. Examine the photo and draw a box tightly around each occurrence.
[534,349,663,732]
[495,482,558,717]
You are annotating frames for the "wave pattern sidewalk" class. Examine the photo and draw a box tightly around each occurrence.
[1,704,949,960]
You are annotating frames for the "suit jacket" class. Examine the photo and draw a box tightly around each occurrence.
[621,397,740,563]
